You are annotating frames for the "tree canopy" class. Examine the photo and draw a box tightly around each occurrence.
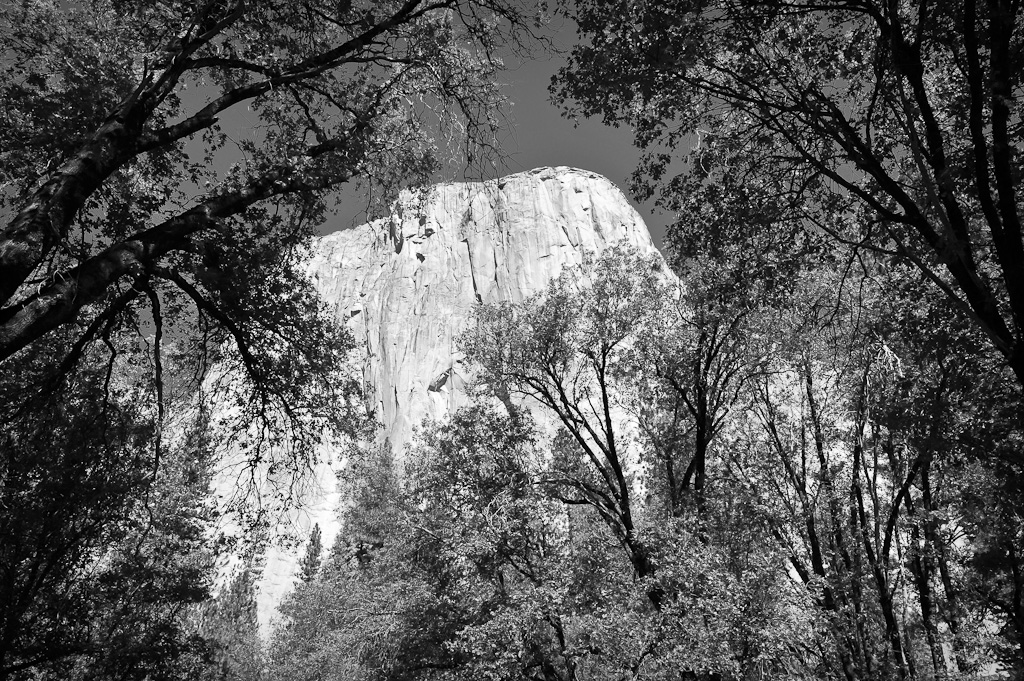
[267,246,1024,680]
[0,1,537,676]
[0,0,536,379]
[4,0,1024,678]
[555,0,1024,386]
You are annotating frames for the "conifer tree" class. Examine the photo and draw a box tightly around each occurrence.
[298,524,322,584]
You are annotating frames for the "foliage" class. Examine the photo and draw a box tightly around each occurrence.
[554,0,1024,388]
[0,0,541,489]
[554,5,1024,674]
[267,251,829,680]
[461,248,824,677]
[269,406,639,681]
[298,524,323,584]
[0,336,219,679]
[199,565,264,681]
[270,247,1019,680]
[0,1,538,677]
[462,246,671,586]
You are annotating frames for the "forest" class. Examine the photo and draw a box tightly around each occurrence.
[0,0,1022,680]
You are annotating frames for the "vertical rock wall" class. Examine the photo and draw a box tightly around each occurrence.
[253,166,660,629]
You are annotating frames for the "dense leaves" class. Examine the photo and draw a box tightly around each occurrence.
[555,0,1024,387]
[549,6,1024,673]
[4,1,1024,679]
[0,336,218,679]
[270,248,1024,680]
[0,0,539,468]
[0,0,537,677]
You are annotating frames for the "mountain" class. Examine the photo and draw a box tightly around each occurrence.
[245,166,660,629]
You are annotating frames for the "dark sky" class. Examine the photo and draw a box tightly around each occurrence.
[327,21,672,249]
[185,15,672,249]
[499,48,670,249]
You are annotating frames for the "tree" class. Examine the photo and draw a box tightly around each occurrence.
[735,268,924,680]
[628,254,765,515]
[462,245,764,577]
[298,524,323,583]
[200,564,264,681]
[555,12,1024,668]
[0,2,536,675]
[270,403,748,681]
[268,410,589,681]
[554,0,1024,388]
[714,252,1024,679]
[0,341,220,680]
[0,0,539,461]
[462,247,670,591]
[462,241,1024,677]
[462,247,818,678]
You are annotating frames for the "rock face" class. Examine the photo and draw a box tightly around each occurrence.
[254,166,660,629]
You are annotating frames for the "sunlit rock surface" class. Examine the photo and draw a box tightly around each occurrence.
[253,166,659,630]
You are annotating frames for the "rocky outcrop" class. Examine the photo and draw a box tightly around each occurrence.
[252,166,659,629]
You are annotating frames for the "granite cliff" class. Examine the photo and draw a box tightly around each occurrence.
[250,166,660,628]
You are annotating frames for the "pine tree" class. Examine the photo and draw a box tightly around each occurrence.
[202,566,263,681]
[298,525,322,584]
